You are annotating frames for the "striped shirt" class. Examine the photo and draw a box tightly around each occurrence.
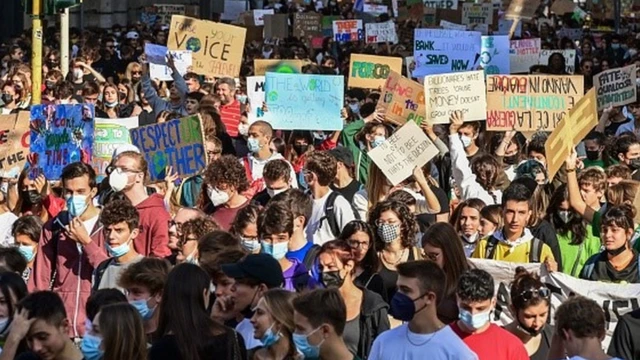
[220,99,241,137]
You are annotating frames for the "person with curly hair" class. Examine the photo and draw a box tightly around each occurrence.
[200,155,250,230]
[177,217,219,265]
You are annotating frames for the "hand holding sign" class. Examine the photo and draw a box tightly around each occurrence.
[449,111,464,134]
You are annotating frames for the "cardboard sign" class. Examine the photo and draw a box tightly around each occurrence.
[0,112,30,178]
[480,35,510,74]
[424,0,458,10]
[333,20,363,42]
[462,3,493,25]
[368,121,439,186]
[594,64,637,110]
[293,12,322,40]
[247,76,266,123]
[167,15,246,78]
[378,70,426,126]
[509,38,541,74]
[539,49,577,74]
[149,50,192,81]
[440,20,467,31]
[486,75,585,132]
[254,60,304,76]
[253,9,274,26]
[551,0,576,15]
[545,88,597,179]
[505,0,540,20]
[93,117,139,181]
[363,3,388,14]
[365,22,398,44]
[129,115,207,182]
[349,54,403,89]
[413,29,481,78]
[264,14,289,39]
[29,105,94,180]
[424,70,487,124]
[264,73,344,130]
[155,4,186,24]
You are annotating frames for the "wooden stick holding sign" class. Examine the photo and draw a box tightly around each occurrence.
[509,19,520,39]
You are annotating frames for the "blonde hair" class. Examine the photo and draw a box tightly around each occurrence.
[262,289,298,358]
[124,62,142,83]
[366,162,389,210]
[607,180,640,206]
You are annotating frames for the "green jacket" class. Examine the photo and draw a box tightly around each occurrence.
[340,119,371,185]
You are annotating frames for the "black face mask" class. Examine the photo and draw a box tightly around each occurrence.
[586,150,600,161]
[241,289,259,319]
[606,243,628,256]
[22,190,42,206]
[504,154,518,165]
[321,270,345,288]
[629,158,640,171]
[293,144,308,155]
[1,94,13,104]
[517,319,543,337]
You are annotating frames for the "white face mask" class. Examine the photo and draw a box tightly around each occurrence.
[267,187,287,198]
[207,186,230,206]
[109,168,132,192]
[238,123,249,136]
[73,69,84,80]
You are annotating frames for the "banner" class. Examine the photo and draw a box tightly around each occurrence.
[413,29,481,78]
[29,105,94,180]
[424,70,487,124]
[0,112,30,178]
[545,88,598,179]
[462,3,493,25]
[93,117,139,181]
[539,49,577,74]
[424,0,458,10]
[254,60,304,76]
[129,115,207,182]
[333,20,364,42]
[149,50,192,81]
[480,35,510,74]
[365,22,398,44]
[486,75,584,132]
[378,70,426,126]
[247,76,266,123]
[368,121,439,186]
[264,73,344,130]
[594,64,637,110]
[349,54,403,89]
[167,15,246,77]
[293,12,322,41]
[509,38,541,74]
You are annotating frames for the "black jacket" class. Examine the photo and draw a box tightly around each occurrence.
[531,220,563,272]
[357,287,390,359]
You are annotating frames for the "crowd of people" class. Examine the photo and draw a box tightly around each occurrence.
[0,0,639,359]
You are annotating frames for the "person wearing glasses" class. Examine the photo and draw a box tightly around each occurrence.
[504,268,553,360]
[175,217,218,265]
[178,134,222,208]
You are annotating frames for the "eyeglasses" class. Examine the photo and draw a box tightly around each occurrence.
[168,220,183,232]
[207,150,222,158]
[347,239,369,249]
[517,287,551,302]
[132,71,142,75]
[178,236,198,248]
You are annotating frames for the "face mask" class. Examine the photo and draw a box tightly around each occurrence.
[80,334,104,360]
[459,308,491,331]
[261,241,289,261]
[389,292,427,322]
[313,131,327,141]
[517,319,543,337]
[606,243,628,256]
[236,94,248,104]
[611,43,621,50]
[293,144,308,155]
[45,80,56,89]
[185,248,199,265]
[260,323,281,348]
[130,298,155,321]
[377,223,400,243]
[247,137,262,153]
[119,91,127,101]
[460,135,473,148]
[238,123,249,136]
[18,244,36,262]
[371,135,385,148]
[106,240,130,258]
[293,328,323,359]
[109,168,131,192]
[503,154,517,165]
[321,270,345,288]
[267,187,287,198]
[207,187,230,206]
[22,190,42,206]
[1,94,13,104]
[73,69,84,80]
[0,317,9,332]
[0,182,7,195]
[629,158,640,171]
[558,210,572,224]
[348,102,360,114]
[241,238,261,252]
[262,50,273,59]
[66,194,89,217]
[104,100,118,108]
[586,150,600,161]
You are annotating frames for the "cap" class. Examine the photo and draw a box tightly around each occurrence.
[126,31,139,40]
[112,144,141,158]
[222,254,283,289]
[329,146,354,167]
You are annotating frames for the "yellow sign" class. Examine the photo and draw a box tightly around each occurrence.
[253,60,304,76]
[377,70,427,126]
[349,54,403,89]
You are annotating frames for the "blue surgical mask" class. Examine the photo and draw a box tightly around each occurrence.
[80,334,104,360]
[460,135,473,148]
[66,194,89,217]
[260,323,281,348]
[241,238,261,252]
[104,100,118,108]
[236,94,248,104]
[348,102,360,114]
[185,248,199,265]
[106,240,130,258]
[459,308,491,331]
[261,241,289,260]
[18,244,35,262]
[247,137,262,153]
[293,327,323,359]
[371,135,385,148]
[130,298,156,321]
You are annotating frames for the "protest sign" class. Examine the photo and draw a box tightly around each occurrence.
[247,76,266,123]
[551,0,576,15]
[378,70,426,126]
[424,0,458,10]
[221,0,246,21]
[264,73,344,131]
[93,117,139,181]
[149,50,192,81]
[424,70,487,124]
[594,64,637,110]
[155,4,186,24]
[253,9,274,26]
[413,29,481,78]
[505,0,540,20]
[129,115,206,182]
[545,88,597,179]
[365,22,398,44]
[440,20,466,30]
[264,14,289,39]
[254,60,304,76]
[29,105,94,180]
[497,19,522,36]
[486,75,585,132]
[293,12,322,40]
[363,3,388,14]
[144,43,170,65]
[480,35,510,74]
[368,121,439,186]
[333,20,364,42]
[322,16,340,37]
[509,38,541,74]
[539,49,576,74]
[141,6,159,27]
[462,2,493,25]
[0,112,30,178]
[558,27,583,41]
[349,54,403,89]
[167,15,246,78]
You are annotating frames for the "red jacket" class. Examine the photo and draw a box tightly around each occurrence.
[135,194,171,258]
[28,212,108,338]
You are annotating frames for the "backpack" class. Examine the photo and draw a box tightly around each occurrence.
[582,253,640,279]
[484,235,544,263]
[320,191,361,238]
[91,258,116,293]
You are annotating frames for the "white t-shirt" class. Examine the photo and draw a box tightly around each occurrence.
[0,212,18,246]
[236,318,262,350]
[242,153,298,188]
[369,324,478,360]
[306,189,357,245]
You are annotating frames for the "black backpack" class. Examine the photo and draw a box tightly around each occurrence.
[321,191,361,238]
[484,235,544,263]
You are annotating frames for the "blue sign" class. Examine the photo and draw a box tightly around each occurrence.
[480,35,510,75]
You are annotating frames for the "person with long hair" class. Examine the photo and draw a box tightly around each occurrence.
[339,109,387,185]
[96,83,138,119]
[0,272,27,356]
[82,303,147,360]
[479,204,503,238]
[249,289,298,360]
[124,62,143,87]
[421,222,470,324]
[317,240,389,359]
[230,204,261,254]
[450,198,486,256]
[9,170,64,223]
[149,263,247,360]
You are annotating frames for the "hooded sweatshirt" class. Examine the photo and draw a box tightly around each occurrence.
[135,194,171,258]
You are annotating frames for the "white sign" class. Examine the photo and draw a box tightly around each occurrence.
[424,0,458,10]
[363,3,388,14]
[440,20,467,31]
[253,9,274,26]
[462,2,494,25]
[539,49,576,74]
[246,76,266,123]
[509,38,541,74]
[413,29,481,78]
[424,70,487,124]
[365,22,398,44]
[149,50,192,81]
[368,121,439,186]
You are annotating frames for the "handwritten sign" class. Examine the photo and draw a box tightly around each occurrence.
[149,50,192,81]
[509,38,541,74]
[440,20,467,31]
[349,54,403,89]
[363,3,388,14]
[93,117,139,181]
[155,4,186,24]
[545,88,597,179]
[167,15,246,78]
[413,29,481,78]
[505,0,540,20]
[294,12,322,40]
[480,35,510,74]
[129,115,206,182]
[486,75,584,132]
[424,0,458,10]
[253,9,274,26]
[378,70,426,126]
[424,70,487,124]
[594,64,637,110]
[539,49,576,74]
[333,20,363,42]
[0,112,29,178]
[30,105,94,180]
[254,60,304,76]
[365,22,398,44]
[368,121,439,186]
[264,73,344,131]
[247,76,266,123]
[145,43,170,65]
[462,3,493,25]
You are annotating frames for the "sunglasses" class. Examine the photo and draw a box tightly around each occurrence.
[132,71,142,75]
[518,287,550,302]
